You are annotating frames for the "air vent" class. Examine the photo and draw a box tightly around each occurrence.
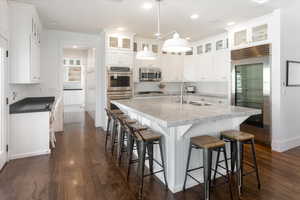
[231,44,270,60]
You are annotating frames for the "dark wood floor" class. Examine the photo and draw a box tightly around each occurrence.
[1,111,300,200]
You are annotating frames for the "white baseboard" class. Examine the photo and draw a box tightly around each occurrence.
[9,150,51,160]
[272,136,300,152]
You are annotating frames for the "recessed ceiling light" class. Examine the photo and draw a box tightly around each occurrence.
[154,32,161,37]
[227,21,236,26]
[186,37,191,40]
[142,2,153,10]
[73,45,78,49]
[190,14,199,20]
[252,0,269,4]
[117,27,125,31]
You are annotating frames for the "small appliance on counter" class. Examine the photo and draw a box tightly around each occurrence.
[186,85,196,94]
[139,67,161,82]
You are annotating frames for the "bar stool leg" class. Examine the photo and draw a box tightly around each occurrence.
[127,135,134,181]
[230,141,237,174]
[138,141,147,200]
[117,127,125,165]
[111,120,117,155]
[159,138,168,190]
[147,142,154,175]
[240,142,244,194]
[105,118,111,150]
[203,148,212,200]
[223,147,234,200]
[183,143,193,191]
[213,148,221,184]
[250,138,261,190]
[236,141,242,197]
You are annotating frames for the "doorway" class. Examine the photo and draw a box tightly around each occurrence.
[62,46,96,124]
[0,36,8,170]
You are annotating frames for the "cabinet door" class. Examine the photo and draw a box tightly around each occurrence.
[198,53,213,81]
[30,37,40,82]
[213,49,230,81]
[161,54,184,82]
[109,37,118,48]
[234,29,247,47]
[251,24,268,43]
[183,55,196,81]
[122,38,131,49]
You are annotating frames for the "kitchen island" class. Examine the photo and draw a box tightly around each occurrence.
[112,96,260,193]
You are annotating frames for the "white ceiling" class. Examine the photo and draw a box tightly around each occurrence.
[11,0,291,40]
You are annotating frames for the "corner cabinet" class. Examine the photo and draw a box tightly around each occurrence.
[9,2,42,84]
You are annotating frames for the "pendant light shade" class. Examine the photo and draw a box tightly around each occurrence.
[162,33,191,53]
[136,46,156,60]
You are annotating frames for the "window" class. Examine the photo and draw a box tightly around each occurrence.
[66,67,81,82]
[64,58,83,85]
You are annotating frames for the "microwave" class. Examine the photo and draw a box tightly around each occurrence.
[139,67,161,82]
[107,71,132,92]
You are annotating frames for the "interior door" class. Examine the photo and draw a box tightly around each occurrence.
[0,36,8,170]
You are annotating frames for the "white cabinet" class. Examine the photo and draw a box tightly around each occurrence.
[229,23,270,50]
[0,0,9,39]
[160,54,184,82]
[106,34,134,51]
[212,49,230,81]
[106,50,134,67]
[184,49,230,82]
[9,2,42,84]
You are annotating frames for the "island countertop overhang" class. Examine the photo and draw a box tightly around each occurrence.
[111,97,261,128]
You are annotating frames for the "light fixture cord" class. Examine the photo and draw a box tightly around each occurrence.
[157,0,161,38]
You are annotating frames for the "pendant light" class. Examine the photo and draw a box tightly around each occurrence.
[136,0,190,60]
[162,32,191,53]
[136,46,156,60]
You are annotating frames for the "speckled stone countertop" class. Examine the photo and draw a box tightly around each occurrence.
[112,97,261,128]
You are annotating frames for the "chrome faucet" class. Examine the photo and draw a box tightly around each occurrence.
[180,82,185,104]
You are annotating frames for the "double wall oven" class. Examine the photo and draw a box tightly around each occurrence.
[107,67,133,110]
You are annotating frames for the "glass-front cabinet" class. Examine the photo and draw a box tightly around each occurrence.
[230,23,269,49]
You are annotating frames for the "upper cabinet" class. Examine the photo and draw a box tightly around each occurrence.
[184,34,230,82]
[228,15,271,50]
[107,34,134,51]
[9,2,42,84]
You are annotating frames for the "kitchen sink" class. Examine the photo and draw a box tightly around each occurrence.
[189,101,212,106]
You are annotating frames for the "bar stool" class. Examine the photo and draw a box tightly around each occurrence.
[124,121,168,200]
[116,115,148,165]
[183,135,233,200]
[104,108,124,151]
[220,130,261,196]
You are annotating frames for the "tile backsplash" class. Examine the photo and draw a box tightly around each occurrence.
[134,81,229,96]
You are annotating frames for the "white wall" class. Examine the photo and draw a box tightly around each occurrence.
[85,48,97,119]
[271,3,300,152]
[41,30,105,129]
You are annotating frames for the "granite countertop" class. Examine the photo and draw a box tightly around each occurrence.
[10,97,55,114]
[112,97,261,127]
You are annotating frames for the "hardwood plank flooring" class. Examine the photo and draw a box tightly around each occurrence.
[0,111,300,200]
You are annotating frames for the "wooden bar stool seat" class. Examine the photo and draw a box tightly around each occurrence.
[123,118,138,124]
[220,130,261,196]
[135,129,161,141]
[191,135,225,149]
[183,135,233,200]
[111,110,123,115]
[221,130,254,141]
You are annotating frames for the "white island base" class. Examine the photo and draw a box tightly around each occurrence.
[113,97,260,193]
